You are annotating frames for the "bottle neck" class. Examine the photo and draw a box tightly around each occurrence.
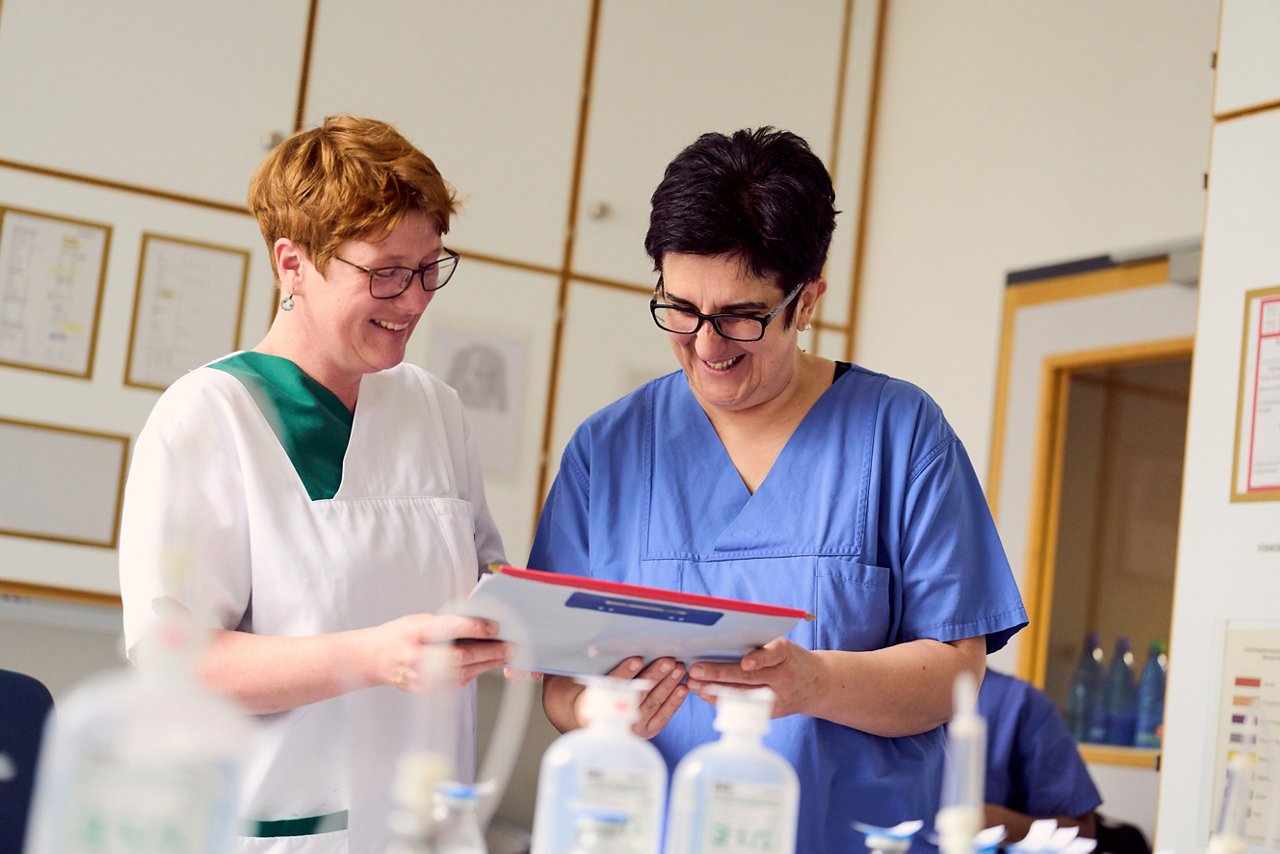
[589,716,633,736]
[720,730,763,748]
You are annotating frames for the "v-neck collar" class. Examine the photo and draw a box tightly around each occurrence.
[645,371,852,557]
[210,352,354,500]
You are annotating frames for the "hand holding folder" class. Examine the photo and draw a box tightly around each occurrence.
[452,565,813,678]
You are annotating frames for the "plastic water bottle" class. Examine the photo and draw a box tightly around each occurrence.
[1064,631,1105,743]
[24,613,254,853]
[1134,641,1168,749]
[426,782,488,853]
[666,687,799,854]
[569,808,630,853]
[384,752,454,854]
[531,677,666,854]
[936,673,986,854]
[1103,637,1137,746]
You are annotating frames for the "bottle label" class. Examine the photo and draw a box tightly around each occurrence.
[699,780,788,852]
[577,767,658,853]
[59,753,236,852]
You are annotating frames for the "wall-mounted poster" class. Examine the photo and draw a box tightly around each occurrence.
[1232,284,1280,501]
[0,206,111,378]
[0,417,129,549]
[428,323,528,477]
[1210,623,1280,845]
[124,233,249,390]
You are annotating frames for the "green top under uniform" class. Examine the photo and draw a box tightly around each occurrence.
[210,352,353,501]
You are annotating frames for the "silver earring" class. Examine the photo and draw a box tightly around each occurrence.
[280,294,295,311]
[799,321,811,332]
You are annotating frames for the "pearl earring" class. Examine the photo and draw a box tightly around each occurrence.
[280,293,295,311]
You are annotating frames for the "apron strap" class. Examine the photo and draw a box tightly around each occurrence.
[240,809,349,837]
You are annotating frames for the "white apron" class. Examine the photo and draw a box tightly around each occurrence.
[120,361,504,853]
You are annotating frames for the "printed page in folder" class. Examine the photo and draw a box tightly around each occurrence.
[452,565,812,677]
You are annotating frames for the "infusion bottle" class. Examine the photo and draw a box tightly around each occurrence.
[665,687,800,854]
[531,677,666,854]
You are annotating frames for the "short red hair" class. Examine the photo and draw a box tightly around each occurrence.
[248,114,457,278]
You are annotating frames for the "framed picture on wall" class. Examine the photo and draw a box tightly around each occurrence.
[0,205,111,379]
[124,233,249,390]
[428,322,529,477]
[0,416,129,550]
[1231,284,1280,502]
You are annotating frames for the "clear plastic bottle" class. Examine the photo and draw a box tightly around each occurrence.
[24,614,254,853]
[1064,631,1105,743]
[1134,641,1168,749]
[531,677,666,854]
[384,753,453,854]
[1102,636,1137,746]
[665,687,799,854]
[936,673,986,854]
[569,808,630,853]
[426,783,488,854]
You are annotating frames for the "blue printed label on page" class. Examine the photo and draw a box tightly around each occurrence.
[564,592,723,625]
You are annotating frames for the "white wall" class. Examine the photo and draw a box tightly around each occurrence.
[858,1,1216,480]
[1159,2,1280,846]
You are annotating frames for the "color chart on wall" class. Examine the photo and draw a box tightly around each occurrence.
[1211,624,1280,843]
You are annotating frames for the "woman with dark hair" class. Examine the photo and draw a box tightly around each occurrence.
[530,127,1027,852]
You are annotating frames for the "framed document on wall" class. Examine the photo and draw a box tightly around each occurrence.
[0,417,130,549]
[1232,284,1280,501]
[124,233,249,390]
[0,206,111,379]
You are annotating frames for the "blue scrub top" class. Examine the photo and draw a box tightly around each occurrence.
[978,670,1103,819]
[530,365,1027,852]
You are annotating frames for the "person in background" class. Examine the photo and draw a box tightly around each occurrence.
[528,126,1027,852]
[118,115,510,852]
[979,669,1103,843]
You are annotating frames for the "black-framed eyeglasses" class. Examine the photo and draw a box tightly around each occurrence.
[334,248,460,299]
[649,276,807,342]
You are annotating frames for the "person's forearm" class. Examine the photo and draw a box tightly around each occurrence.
[198,628,372,715]
[805,637,985,736]
[542,673,586,733]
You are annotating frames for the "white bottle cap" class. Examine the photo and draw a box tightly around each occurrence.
[577,676,650,726]
[711,686,775,735]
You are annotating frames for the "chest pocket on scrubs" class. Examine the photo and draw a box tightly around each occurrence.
[676,555,892,652]
[419,496,479,599]
[811,556,893,652]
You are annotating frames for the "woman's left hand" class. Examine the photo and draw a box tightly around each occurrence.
[684,637,823,718]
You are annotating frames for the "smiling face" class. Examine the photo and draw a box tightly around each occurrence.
[275,210,441,398]
[660,252,814,415]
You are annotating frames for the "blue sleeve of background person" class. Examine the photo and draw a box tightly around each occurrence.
[878,381,1028,652]
[1015,680,1104,817]
[528,426,593,577]
[980,672,1103,818]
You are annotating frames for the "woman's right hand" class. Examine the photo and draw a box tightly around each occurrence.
[362,613,511,692]
[542,656,689,737]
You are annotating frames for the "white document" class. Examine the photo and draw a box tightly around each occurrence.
[452,566,812,678]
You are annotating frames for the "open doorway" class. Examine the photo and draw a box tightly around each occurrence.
[1040,350,1192,738]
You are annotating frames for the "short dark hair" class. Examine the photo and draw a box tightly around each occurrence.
[644,127,838,291]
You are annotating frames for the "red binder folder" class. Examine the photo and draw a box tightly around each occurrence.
[453,564,813,678]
